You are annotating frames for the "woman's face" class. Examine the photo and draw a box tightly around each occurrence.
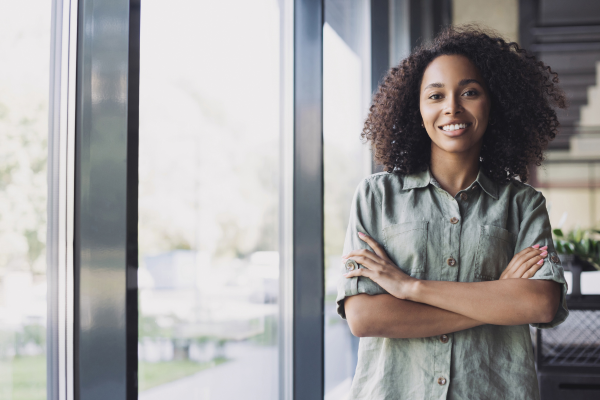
[419,54,491,156]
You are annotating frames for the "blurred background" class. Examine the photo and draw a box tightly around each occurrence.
[2,0,600,399]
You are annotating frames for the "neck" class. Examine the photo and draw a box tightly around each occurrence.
[429,143,481,197]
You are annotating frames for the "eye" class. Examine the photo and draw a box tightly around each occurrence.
[428,94,442,100]
[462,89,478,97]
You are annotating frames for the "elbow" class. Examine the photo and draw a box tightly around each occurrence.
[346,312,372,337]
[345,298,376,337]
[537,283,561,324]
[539,299,559,324]
[347,320,368,337]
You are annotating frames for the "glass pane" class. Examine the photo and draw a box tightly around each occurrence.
[138,1,280,398]
[0,2,51,399]
[323,1,372,398]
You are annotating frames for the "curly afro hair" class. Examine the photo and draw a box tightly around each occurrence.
[362,25,567,183]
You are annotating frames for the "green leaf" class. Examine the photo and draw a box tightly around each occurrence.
[553,228,564,237]
[556,241,564,253]
[583,238,591,254]
[575,229,584,242]
[565,242,574,255]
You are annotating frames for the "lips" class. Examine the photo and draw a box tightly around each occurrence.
[437,121,472,137]
[438,122,471,132]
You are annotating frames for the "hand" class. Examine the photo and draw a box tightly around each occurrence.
[499,244,548,280]
[342,232,417,300]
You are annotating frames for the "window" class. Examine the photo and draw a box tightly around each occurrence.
[137,1,281,397]
[323,0,372,397]
[0,1,52,399]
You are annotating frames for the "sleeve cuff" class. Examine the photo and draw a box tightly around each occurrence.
[336,262,388,319]
[529,253,570,329]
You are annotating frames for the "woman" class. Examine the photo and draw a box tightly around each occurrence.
[337,26,569,400]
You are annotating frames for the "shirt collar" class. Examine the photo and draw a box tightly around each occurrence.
[474,168,499,200]
[402,166,499,200]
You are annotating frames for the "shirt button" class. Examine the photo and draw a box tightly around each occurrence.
[345,259,358,271]
[450,217,459,224]
[438,377,447,386]
[446,257,456,267]
[550,254,560,263]
[440,334,449,343]
[460,192,468,201]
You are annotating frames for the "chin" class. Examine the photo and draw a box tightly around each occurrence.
[431,134,484,154]
[434,141,476,154]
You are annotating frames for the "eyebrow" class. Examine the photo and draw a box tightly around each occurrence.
[422,78,483,91]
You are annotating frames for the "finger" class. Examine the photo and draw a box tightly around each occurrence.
[504,246,542,276]
[357,232,392,262]
[522,261,544,278]
[345,255,384,271]
[344,267,373,279]
[343,248,381,265]
[514,254,546,278]
[509,246,547,271]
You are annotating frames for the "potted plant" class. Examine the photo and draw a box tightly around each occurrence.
[553,228,600,296]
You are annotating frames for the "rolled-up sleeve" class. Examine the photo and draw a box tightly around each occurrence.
[514,189,569,329]
[336,177,388,319]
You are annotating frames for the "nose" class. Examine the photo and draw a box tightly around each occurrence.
[444,93,463,115]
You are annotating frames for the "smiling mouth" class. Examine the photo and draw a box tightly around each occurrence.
[438,122,471,132]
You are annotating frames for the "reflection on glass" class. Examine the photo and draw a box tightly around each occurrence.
[323,1,371,398]
[0,2,51,400]
[138,1,280,398]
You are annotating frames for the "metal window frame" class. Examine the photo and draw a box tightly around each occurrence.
[72,0,139,398]
[48,0,79,399]
[287,0,326,399]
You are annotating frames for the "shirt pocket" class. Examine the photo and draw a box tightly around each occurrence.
[383,221,428,276]
[475,224,517,281]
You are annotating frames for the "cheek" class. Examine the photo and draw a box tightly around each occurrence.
[475,100,491,123]
[419,104,437,126]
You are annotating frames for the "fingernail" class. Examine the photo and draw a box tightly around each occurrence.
[540,251,548,256]
[540,245,548,250]
[532,244,540,249]
[537,259,544,264]
[358,232,365,237]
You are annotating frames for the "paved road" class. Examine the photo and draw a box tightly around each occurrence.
[140,342,278,400]
[139,309,356,400]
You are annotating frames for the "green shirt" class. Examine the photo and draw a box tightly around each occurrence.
[336,167,569,400]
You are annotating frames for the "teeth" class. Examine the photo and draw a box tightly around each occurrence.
[442,123,467,131]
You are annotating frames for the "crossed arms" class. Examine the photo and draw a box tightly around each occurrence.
[343,233,561,339]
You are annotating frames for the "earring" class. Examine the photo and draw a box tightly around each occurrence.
[421,122,424,128]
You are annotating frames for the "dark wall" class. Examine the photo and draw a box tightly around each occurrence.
[521,0,600,149]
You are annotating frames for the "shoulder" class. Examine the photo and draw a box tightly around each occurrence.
[498,178,546,208]
[361,171,406,198]
[352,172,404,206]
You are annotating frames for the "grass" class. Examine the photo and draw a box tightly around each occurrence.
[139,357,228,392]
[6,355,47,400]
[3,354,228,397]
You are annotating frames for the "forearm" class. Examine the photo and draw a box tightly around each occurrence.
[345,293,484,339]
[407,279,560,325]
